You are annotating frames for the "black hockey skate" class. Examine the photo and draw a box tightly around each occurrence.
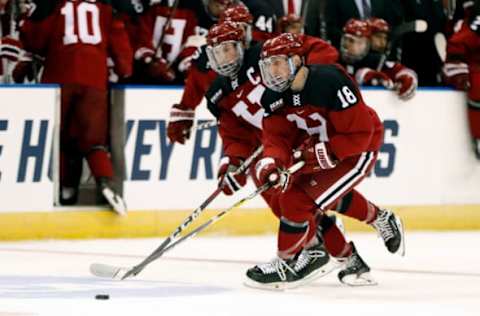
[338,242,377,286]
[371,208,405,256]
[244,243,332,290]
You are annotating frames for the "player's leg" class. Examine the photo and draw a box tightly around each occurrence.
[59,85,83,205]
[246,183,345,290]
[303,152,405,255]
[317,214,376,286]
[73,85,126,215]
[467,66,480,159]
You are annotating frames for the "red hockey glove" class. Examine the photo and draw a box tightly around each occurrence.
[294,138,338,174]
[11,52,36,83]
[217,156,247,196]
[136,48,175,82]
[394,69,418,100]
[442,61,470,91]
[355,68,393,89]
[167,104,194,144]
[0,37,23,61]
[255,157,292,193]
[147,57,176,82]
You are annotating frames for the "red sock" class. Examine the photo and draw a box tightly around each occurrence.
[334,190,378,224]
[277,217,311,259]
[86,149,113,179]
[467,106,480,139]
[319,215,352,258]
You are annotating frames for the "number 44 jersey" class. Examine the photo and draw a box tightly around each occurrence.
[260,64,384,167]
[20,0,133,90]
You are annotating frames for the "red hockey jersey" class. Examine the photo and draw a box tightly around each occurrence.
[260,64,384,167]
[20,0,132,89]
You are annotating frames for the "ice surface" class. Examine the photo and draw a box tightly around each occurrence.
[0,232,479,316]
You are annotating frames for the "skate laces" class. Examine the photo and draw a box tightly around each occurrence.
[345,252,360,270]
[294,248,326,272]
[373,210,394,242]
[258,257,296,281]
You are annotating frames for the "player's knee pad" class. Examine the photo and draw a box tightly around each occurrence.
[332,191,354,214]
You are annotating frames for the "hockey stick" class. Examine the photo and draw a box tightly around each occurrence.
[155,0,180,59]
[184,120,218,135]
[376,20,428,71]
[90,145,264,280]
[90,160,305,280]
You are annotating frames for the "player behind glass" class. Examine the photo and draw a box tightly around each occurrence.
[277,13,304,35]
[244,33,406,289]
[340,18,418,101]
[443,1,480,159]
[16,0,132,215]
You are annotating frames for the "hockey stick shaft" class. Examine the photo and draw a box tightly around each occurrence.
[120,145,264,279]
[120,160,305,279]
[155,0,180,59]
[183,120,218,135]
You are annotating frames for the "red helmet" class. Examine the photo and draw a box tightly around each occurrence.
[206,21,246,77]
[219,4,253,24]
[343,19,372,38]
[260,33,304,59]
[277,14,303,33]
[367,17,390,34]
[207,21,246,46]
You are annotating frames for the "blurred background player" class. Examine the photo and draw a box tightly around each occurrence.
[277,13,304,34]
[166,3,276,145]
[16,0,133,215]
[443,0,480,159]
[247,33,405,288]
[340,19,418,101]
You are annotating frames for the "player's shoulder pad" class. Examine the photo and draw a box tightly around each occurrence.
[205,76,229,118]
[260,88,285,117]
[304,64,362,111]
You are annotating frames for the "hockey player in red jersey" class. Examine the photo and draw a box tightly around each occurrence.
[443,4,480,159]
[203,23,377,289]
[18,0,132,215]
[166,3,276,145]
[340,19,418,101]
[245,33,406,288]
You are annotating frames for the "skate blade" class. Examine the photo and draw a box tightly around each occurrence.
[340,272,378,287]
[243,278,287,291]
[102,188,128,216]
[395,216,406,257]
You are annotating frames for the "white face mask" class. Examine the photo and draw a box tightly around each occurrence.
[206,41,244,77]
[259,55,297,92]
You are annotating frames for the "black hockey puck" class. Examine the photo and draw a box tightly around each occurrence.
[95,294,109,300]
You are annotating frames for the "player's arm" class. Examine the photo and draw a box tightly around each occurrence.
[316,66,377,160]
[443,22,474,90]
[108,15,133,79]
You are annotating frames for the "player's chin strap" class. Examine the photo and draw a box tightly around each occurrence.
[90,145,264,280]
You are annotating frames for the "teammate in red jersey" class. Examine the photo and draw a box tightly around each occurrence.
[203,23,377,290]
[166,3,276,145]
[245,33,406,288]
[443,3,480,159]
[340,18,418,101]
[18,0,132,215]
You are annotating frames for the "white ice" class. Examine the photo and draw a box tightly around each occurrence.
[0,232,479,316]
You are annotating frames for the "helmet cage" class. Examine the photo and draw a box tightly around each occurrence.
[206,40,244,77]
[259,55,297,92]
